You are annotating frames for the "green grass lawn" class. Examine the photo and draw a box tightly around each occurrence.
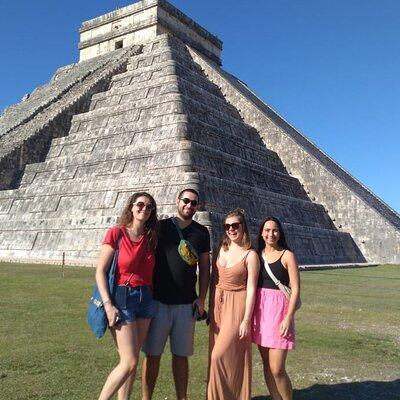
[0,263,399,400]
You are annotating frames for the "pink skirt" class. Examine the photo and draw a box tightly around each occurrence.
[251,288,295,350]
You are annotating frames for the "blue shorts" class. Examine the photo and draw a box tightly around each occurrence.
[113,285,156,323]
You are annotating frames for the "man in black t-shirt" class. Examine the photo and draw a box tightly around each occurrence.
[141,188,211,400]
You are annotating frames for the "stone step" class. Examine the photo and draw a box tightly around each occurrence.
[21,137,189,175]
[45,122,286,177]
[109,58,177,87]
[39,122,285,173]
[67,112,188,141]
[70,92,183,125]
[125,45,244,118]
[110,59,222,100]
[0,170,196,208]
[198,174,335,230]
[72,74,249,133]
[89,75,179,110]
[0,201,197,230]
[127,45,203,75]
[90,71,239,122]
[186,121,285,173]
[0,171,332,231]
[45,122,184,158]
[190,143,308,200]
[0,199,337,231]
[63,113,272,172]
[187,114,267,150]
[19,135,303,202]
[0,218,362,265]
[203,211,363,264]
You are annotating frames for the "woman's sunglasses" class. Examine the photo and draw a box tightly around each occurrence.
[133,202,155,212]
[224,222,242,231]
[180,198,198,207]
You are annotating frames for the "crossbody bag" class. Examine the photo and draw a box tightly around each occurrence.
[172,218,199,267]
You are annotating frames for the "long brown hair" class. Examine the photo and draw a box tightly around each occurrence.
[119,192,159,251]
[220,208,252,251]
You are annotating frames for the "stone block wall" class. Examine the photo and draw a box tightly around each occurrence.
[186,47,400,263]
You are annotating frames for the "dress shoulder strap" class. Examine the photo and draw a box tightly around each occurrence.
[243,250,252,261]
[242,249,256,266]
[278,249,286,260]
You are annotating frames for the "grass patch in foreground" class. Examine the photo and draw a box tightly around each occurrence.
[0,263,399,400]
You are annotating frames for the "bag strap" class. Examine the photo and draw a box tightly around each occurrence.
[172,217,185,240]
[111,229,123,265]
[261,253,282,288]
[112,229,123,260]
[107,228,123,297]
[116,229,123,249]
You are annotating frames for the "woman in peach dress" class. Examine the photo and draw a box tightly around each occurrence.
[207,209,260,400]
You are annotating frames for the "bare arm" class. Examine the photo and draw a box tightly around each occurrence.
[207,249,220,319]
[279,250,300,337]
[284,250,300,318]
[193,251,211,314]
[239,251,260,339]
[95,243,120,327]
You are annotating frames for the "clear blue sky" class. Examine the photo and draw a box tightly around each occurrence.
[1,0,399,212]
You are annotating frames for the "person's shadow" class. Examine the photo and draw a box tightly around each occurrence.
[252,379,400,399]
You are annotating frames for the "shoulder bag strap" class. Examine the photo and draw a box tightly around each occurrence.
[262,253,282,287]
[113,228,124,261]
[108,228,123,295]
[262,253,291,300]
[111,228,123,269]
[172,217,185,240]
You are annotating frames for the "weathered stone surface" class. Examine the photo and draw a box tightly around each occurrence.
[0,46,142,190]
[0,1,398,266]
[186,47,400,263]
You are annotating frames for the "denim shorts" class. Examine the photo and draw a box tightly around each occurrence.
[113,285,156,323]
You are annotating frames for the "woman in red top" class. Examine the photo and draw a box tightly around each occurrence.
[96,192,158,400]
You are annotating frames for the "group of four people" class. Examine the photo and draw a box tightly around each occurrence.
[94,188,300,400]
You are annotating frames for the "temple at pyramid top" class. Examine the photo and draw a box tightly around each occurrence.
[78,0,223,64]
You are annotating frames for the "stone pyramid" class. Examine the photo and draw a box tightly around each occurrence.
[0,0,399,266]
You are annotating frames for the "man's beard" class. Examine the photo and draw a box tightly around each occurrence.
[178,208,195,220]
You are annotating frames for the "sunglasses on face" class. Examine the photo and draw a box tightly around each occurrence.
[180,198,198,207]
[132,202,155,212]
[224,222,242,231]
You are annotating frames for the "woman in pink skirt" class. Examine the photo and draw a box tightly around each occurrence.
[252,217,300,400]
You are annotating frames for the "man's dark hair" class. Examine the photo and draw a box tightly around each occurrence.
[178,188,199,200]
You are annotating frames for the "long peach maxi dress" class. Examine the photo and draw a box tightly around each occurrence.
[208,254,251,400]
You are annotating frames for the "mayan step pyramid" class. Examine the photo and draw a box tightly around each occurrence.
[0,0,399,266]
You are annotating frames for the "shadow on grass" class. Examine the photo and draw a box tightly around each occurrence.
[252,379,400,400]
